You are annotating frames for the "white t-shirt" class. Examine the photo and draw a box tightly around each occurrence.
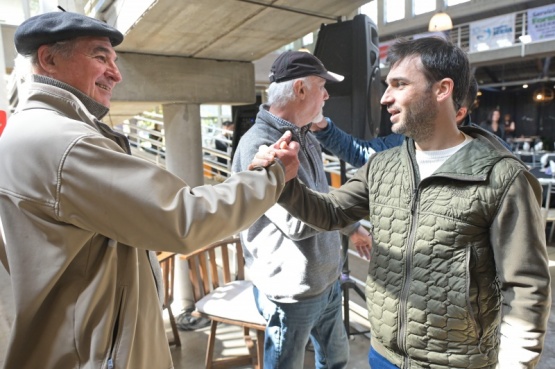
[415,132,473,180]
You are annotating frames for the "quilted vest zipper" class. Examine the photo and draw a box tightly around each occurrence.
[398,186,420,367]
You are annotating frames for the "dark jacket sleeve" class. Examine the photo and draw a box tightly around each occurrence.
[314,118,404,168]
[492,170,551,368]
[278,163,371,231]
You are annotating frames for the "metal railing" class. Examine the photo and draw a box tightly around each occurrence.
[114,114,241,179]
[114,113,362,183]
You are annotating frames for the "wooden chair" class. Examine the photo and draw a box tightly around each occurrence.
[157,251,181,347]
[181,237,266,369]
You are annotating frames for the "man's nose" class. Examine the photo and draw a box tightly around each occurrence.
[107,61,123,83]
[380,88,391,105]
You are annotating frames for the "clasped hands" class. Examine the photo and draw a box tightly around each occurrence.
[248,130,300,182]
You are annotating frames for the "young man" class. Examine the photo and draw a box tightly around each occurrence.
[0,11,299,369]
[232,50,372,368]
[265,37,551,368]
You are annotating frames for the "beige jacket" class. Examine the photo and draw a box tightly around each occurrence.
[0,77,286,369]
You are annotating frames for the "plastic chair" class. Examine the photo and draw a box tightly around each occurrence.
[181,237,266,369]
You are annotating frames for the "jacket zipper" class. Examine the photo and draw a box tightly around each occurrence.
[297,128,320,184]
[398,184,420,368]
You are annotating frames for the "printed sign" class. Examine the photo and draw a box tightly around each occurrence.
[528,4,555,41]
[469,14,515,52]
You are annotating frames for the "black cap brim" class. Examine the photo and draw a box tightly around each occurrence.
[319,71,344,83]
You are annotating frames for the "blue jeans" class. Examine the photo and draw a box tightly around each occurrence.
[368,346,400,369]
[254,280,349,369]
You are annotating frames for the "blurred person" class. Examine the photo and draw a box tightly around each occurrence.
[262,37,550,368]
[0,11,300,369]
[503,113,516,142]
[480,108,504,139]
[214,120,235,176]
[232,50,372,369]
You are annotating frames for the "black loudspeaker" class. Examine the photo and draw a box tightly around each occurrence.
[230,94,262,162]
[314,14,381,140]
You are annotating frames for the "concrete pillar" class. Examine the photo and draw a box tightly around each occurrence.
[162,102,204,310]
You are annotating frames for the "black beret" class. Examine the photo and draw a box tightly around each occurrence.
[14,11,124,55]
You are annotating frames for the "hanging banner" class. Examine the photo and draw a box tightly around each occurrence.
[528,4,555,41]
[469,14,515,52]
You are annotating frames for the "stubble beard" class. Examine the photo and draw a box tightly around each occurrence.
[391,92,437,143]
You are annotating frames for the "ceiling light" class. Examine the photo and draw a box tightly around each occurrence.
[523,84,528,88]
[533,86,554,102]
[428,12,453,32]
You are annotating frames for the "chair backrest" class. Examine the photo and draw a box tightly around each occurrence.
[184,237,245,302]
[156,251,181,347]
[157,251,177,307]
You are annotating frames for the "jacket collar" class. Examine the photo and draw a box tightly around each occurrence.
[259,104,312,145]
[32,75,109,120]
[403,126,521,181]
[22,76,131,154]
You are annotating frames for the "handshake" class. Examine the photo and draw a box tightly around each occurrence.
[248,130,300,182]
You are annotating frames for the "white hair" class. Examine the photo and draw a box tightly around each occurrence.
[266,76,313,109]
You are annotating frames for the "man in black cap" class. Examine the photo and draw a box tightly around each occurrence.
[0,11,301,369]
[232,50,372,369]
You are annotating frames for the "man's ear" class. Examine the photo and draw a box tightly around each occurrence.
[293,79,305,99]
[36,45,57,73]
[436,78,454,104]
[455,106,468,125]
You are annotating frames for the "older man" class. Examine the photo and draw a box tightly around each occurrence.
[232,50,372,369]
[0,11,299,369]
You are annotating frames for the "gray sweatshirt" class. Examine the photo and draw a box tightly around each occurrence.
[231,105,358,302]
